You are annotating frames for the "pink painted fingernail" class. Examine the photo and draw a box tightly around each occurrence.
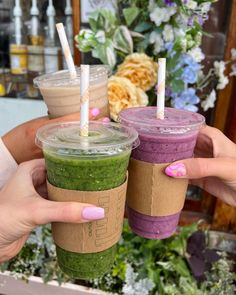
[90,108,100,117]
[165,163,186,177]
[82,207,104,221]
[103,117,111,123]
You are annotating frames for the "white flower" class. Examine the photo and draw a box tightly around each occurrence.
[149,31,164,54]
[185,0,198,10]
[175,13,189,30]
[174,28,185,38]
[95,30,106,43]
[201,90,216,111]
[187,47,205,62]
[214,60,226,76]
[150,6,176,27]
[163,24,174,42]
[150,8,165,27]
[231,48,236,60]
[214,61,229,90]
[217,75,229,90]
[199,2,211,14]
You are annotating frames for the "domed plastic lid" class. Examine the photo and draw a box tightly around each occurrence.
[34,65,110,88]
[36,121,139,157]
[119,107,205,134]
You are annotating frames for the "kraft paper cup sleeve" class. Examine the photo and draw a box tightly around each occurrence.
[47,176,128,253]
[127,159,188,216]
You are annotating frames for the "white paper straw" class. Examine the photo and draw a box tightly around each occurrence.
[80,65,90,137]
[56,22,76,79]
[157,58,166,120]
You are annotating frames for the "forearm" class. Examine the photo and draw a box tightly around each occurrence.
[0,137,18,190]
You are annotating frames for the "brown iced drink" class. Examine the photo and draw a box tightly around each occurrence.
[34,65,110,118]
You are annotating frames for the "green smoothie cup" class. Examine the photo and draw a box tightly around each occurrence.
[36,121,138,279]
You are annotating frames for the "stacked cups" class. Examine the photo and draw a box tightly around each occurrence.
[36,121,138,279]
[119,107,205,239]
[34,65,110,118]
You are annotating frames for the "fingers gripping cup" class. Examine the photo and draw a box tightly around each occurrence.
[36,121,138,279]
[119,107,205,240]
[34,65,110,118]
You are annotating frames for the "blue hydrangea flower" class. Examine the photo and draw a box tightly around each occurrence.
[182,67,198,83]
[180,54,201,84]
[171,88,200,112]
[165,41,174,51]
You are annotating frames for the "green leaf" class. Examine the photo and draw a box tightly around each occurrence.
[92,39,117,68]
[113,25,133,54]
[170,79,185,93]
[134,21,153,33]
[173,258,191,278]
[167,53,181,71]
[89,9,117,34]
[123,7,140,26]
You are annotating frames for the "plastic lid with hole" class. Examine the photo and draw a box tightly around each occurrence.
[36,121,139,157]
[33,65,111,88]
[119,107,205,135]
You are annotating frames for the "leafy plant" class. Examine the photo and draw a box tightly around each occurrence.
[1,223,235,295]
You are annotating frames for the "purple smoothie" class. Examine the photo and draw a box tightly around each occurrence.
[119,107,205,239]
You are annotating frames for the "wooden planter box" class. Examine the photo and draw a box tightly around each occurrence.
[0,271,114,295]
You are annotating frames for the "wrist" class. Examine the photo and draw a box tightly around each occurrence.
[2,133,19,164]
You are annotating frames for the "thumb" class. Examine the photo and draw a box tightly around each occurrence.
[165,157,236,181]
[32,199,105,225]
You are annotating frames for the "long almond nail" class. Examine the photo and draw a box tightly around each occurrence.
[82,207,104,221]
[165,163,186,177]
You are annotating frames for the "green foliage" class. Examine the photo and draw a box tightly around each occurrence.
[123,7,140,26]
[1,223,235,295]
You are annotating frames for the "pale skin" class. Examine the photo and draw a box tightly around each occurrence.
[0,111,105,263]
[0,159,104,263]
[2,110,100,164]
[165,125,236,207]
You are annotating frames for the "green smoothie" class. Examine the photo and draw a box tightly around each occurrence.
[45,151,130,191]
[44,151,130,279]
[36,121,138,279]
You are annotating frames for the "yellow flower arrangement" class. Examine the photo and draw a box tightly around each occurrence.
[108,76,148,121]
[116,53,158,91]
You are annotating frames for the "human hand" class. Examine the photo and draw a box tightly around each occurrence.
[0,159,104,263]
[165,126,236,207]
[2,108,108,164]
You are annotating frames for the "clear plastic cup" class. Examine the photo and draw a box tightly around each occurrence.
[36,121,139,279]
[34,65,110,118]
[119,107,205,239]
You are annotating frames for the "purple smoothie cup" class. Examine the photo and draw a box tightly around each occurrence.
[119,107,205,239]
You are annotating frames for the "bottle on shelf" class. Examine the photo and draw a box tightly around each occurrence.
[9,0,28,96]
[63,0,73,69]
[44,0,61,74]
[27,0,44,98]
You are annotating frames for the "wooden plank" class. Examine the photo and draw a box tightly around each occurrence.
[0,272,112,295]
[226,80,236,142]
[212,0,236,231]
[213,0,236,131]
[72,0,81,65]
